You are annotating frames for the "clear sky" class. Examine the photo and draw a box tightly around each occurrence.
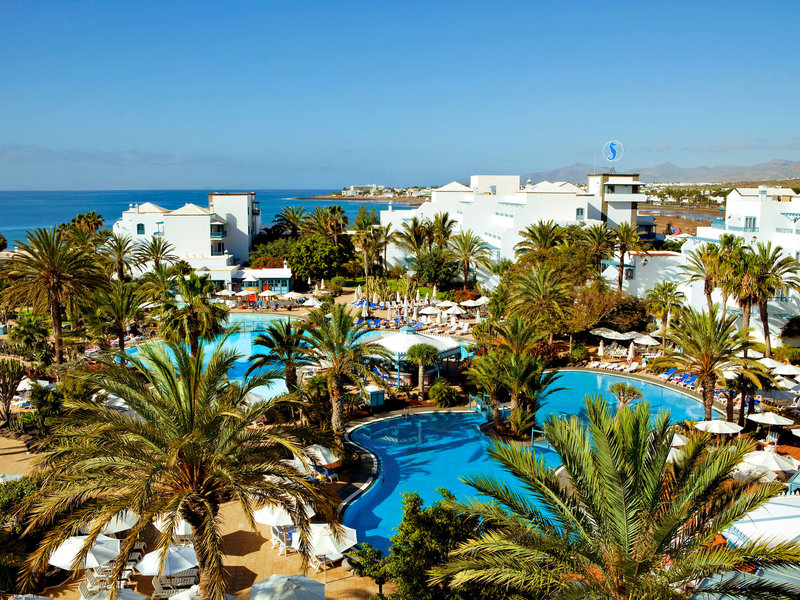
[1,0,799,189]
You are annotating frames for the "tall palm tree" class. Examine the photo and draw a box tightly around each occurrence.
[0,359,25,425]
[139,262,178,305]
[466,350,505,431]
[614,221,648,292]
[325,205,348,250]
[430,212,456,247]
[406,343,440,402]
[246,319,311,392]
[730,249,759,350]
[373,224,395,272]
[752,242,800,357]
[353,224,379,280]
[395,216,432,260]
[492,314,544,355]
[431,397,800,599]
[102,232,137,281]
[0,228,105,363]
[274,206,306,239]
[499,352,562,418]
[511,265,570,342]
[70,210,105,235]
[134,236,178,269]
[580,223,616,275]
[156,273,229,356]
[716,234,745,316]
[654,306,764,419]
[683,243,720,313]
[302,305,390,442]
[301,206,330,237]
[22,339,338,600]
[84,281,144,353]
[449,230,492,288]
[514,220,565,260]
[644,281,685,348]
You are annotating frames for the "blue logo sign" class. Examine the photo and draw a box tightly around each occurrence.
[602,140,624,163]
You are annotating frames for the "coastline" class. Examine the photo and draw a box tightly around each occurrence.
[293,194,427,205]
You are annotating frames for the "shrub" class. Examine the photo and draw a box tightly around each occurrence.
[508,407,538,436]
[570,343,589,363]
[428,378,459,408]
[451,289,479,303]
[780,316,800,340]
[772,346,800,364]
[250,255,285,269]
[330,276,346,296]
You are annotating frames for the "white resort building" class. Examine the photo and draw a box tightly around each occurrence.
[380,172,655,275]
[610,185,800,347]
[113,193,293,292]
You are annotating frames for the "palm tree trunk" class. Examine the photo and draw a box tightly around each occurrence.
[118,333,126,353]
[741,300,752,358]
[617,249,625,292]
[50,298,64,364]
[725,392,734,422]
[738,392,748,427]
[721,293,728,317]
[363,248,369,281]
[418,363,425,401]
[330,379,345,446]
[661,314,668,349]
[185,512,219,600]
[463,260,469,289]
[490,391,504,431]
[701,374,715,420]
[509,391,519,418]
[759,300,772,358]
[285,365,297,392]
[705,280,713,314]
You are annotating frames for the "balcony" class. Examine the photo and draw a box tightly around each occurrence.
[710,220,758,233]
[211,249,226,256]
[210,229,227,239]
[776,227,800,235]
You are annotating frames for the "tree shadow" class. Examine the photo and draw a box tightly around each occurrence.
[224,566,259,593]
[222,530,266,557]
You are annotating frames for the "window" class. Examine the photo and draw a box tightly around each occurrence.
[490,185,497,195]
[624,268,634,280]
[576,207,585,220]
[607,185,616,193]
[745,217,757,230]
[136,223,145,235]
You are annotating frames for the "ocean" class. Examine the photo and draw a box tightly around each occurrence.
[0,189,399,246]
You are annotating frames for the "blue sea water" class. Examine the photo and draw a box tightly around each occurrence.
[343,371,718,551]
[0,189,396,245]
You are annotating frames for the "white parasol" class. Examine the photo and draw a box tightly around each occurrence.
[135,546,198,576]
[747,412,793,427]
[743,450,799,472]
[48,535,121,570]
[774,364,800,377]
[694,420,743,434]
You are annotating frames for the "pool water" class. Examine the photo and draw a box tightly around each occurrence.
[343,370,718,551]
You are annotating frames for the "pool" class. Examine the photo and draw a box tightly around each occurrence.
[342,370,719,551]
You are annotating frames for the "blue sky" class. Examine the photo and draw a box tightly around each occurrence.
[1,0,798,189]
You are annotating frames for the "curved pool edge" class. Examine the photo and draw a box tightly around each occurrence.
[340,408,473,515]
[338,370,715,517]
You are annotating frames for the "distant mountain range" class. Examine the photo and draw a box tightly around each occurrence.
[516,159,800,185]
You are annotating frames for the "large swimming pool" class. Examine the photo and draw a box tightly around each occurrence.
[343,370,718,551]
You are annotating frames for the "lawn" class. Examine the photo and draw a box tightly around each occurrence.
[342,278,443,299]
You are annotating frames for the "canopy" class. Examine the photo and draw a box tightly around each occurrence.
[80,510,139,535]
[48,535,120,570]
[732,463,778,483]
[363,325,462,361]
[304,444,340,468]
[474,296,490,306]
[281,291,303,299]
[436,300,457,308]
[135,546,198,576]
[79,590,147,600]
[725,496,800,546]
[302,298,322,308]
[747,412,793,426]
[258,290,278,298]
[634,334,660,346]
[774,364,800,377]
[291,523,358,557]
[459,299,481,307]
[251,575,324,600]
[694,420,743,435]
[253,501,315,528]
[283,457,317,477]
[215,289,234,296]
[154,515,192,537]
[235,290,253,297]
[419,306,441,316]
[444,305,466,315]
[243,274,258,282]
[759,357,784,370]
[671,432,689,447]
[735,349,764,359]
[743,450,798,472]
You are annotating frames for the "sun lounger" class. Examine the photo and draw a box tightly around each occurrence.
[354,318,364,326]
[679,375,698,388]
[587,361,600,368]
[658,368,677,380]
[624,362,639,373]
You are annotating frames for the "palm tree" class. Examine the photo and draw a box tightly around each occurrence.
[614,221,648,292]
[431,397,800,599]
[274,206,306,239]
[395,216,432,260]
[302,305,390,443]
[70,210,104,235]
[102,232,137,281]
[449,230,492,288]
[0,228,105,363]
[499,352,562,418]
[406,344,440,401]
[654,306,764,419]
[0,359,25,425]
[353,224,379,280]
[683,243,720,313]
[301,206,330,237]
[156,273,229,356]
[716,234,745,316]
[373,224,395,272]
[730,249,759,349]
[608,381,642,412]
[8,314,50,353]
[85,281,144,353]
[492,314,543,355]
[514,220,564,260]
[246,319,311,392]
[325,205,348,250]
[645,281,685,348]
[134,236,178,269]
[752,242,800,357]
[466,350,505,431]
[139,263,178,305]
[580,223,616,275]
[511,265,570,342]
[22,339,338,600]
[430,212,456,247]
